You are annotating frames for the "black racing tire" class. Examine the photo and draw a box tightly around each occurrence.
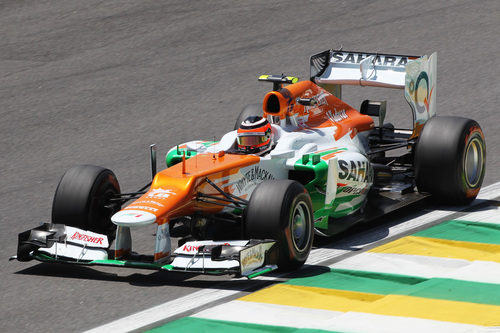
[233,103,263,130]
[415,116,486,204]
[51,165,121,243]
[245,180,314,271]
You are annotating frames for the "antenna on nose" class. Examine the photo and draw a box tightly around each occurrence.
[150,144,157,181]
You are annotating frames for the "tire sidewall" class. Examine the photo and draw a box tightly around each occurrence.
[415,116,486,204]
[279,191,313,265]
[52,165,120,242]
[460,125,486,200]
[245,180,314,270]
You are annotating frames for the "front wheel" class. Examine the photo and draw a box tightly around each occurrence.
[52,165,121,243]
[415,116,486,204]
[245,180,314,271]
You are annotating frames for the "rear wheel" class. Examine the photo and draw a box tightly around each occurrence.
[415,116,486,204]
[52,165,121,243]
[245,180,314,271]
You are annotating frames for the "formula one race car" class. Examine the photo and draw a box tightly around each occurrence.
[12,50,486,278]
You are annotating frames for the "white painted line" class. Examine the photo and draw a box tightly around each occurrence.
[306,247,351,266]
[331,252,470,278]
[330,252,500,284]
[84,182,500,333]
[305,208,453,266]
[193,300,344,328]
[83,288,242,333]
[194,301,491,333]
[477,181,500,200]
[459,204,500,223]
[315,311,493,333]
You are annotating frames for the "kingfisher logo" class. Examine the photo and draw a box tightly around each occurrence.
[181,242,230,253]
[70,231,104,245]
[182,244,201,252]
[147,188,176,199]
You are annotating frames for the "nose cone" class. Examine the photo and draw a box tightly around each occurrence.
[111,210,156,227]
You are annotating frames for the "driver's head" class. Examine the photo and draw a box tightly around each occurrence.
[237,116,273,154]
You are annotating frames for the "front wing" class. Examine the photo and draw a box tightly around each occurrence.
[11,223,278,279]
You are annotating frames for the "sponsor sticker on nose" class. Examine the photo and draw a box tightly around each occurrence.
[111,210,156,226]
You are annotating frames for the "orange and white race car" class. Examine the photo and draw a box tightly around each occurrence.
[13,50,486,278]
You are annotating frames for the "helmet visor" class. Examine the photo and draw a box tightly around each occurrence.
[237,134,268,147]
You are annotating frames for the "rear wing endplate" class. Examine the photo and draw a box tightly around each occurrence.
[310,50,437,137]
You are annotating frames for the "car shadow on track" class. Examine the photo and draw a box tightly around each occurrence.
[296,198,500,280]
[314,197,498,252]
[14,198,498,289]
[313,198,430,250]
[433,198,500,213]
[13,263,280,290]
[15,263,192,285]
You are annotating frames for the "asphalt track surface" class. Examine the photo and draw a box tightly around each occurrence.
[1,1,499,332]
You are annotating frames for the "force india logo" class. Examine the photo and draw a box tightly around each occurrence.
[147,188,177,199]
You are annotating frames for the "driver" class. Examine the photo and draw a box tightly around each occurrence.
[237,116,274,155]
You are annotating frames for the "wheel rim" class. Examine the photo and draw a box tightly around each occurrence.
[291,201,311,252]
[464,137,484,187]
[90,180,119,236]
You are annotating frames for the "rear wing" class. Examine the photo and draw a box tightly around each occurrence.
[310,50,437,136]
